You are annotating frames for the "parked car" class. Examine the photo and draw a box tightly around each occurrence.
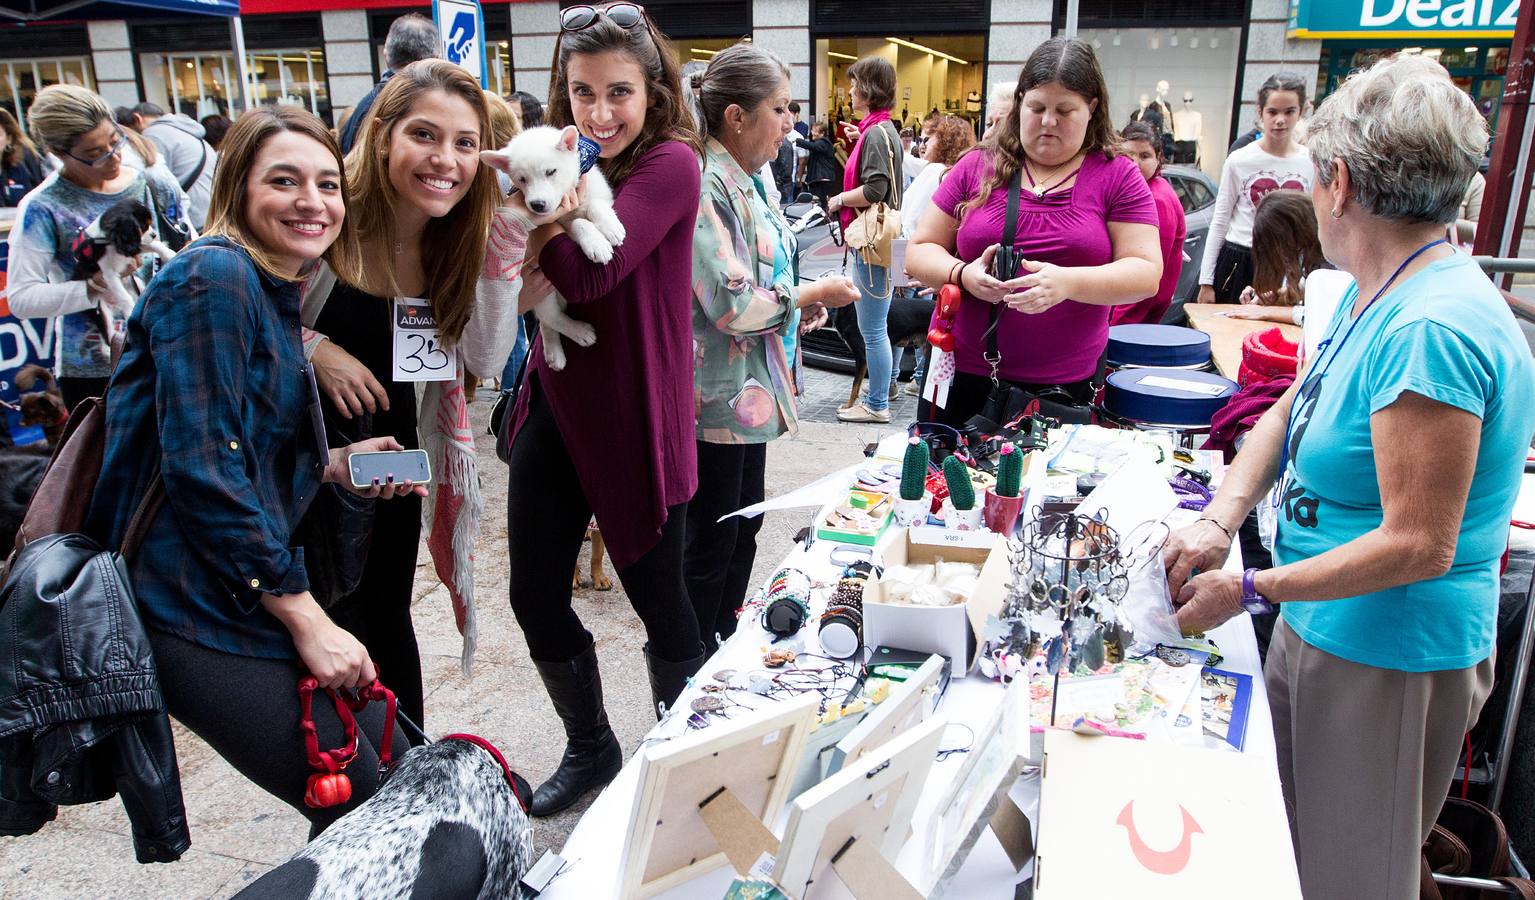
[791,164,1219,372]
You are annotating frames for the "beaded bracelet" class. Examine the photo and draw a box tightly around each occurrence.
[1196,516,1234,541]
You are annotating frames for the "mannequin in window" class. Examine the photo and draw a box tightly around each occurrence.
[1129,93,1166,135]
[1172,90,1203,165]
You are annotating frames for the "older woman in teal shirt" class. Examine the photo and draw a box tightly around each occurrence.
[1163,55,1535,900]
[686,43,857,652]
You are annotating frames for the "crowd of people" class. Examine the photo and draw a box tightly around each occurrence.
[3,6,1531,899]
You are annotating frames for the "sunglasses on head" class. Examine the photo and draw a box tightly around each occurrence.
[560,2,645,31]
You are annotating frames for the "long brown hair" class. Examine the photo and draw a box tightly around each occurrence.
[0,109,38,169]
[202,106,362,284]
[955,37,1118,223]
[1249,191,1324,307]
[346,59,498,343]
[545,7,701,186]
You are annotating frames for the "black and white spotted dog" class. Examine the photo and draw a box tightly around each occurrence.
[234,737,535,900]
[69,198,176,337]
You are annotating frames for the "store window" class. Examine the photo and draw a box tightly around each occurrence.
[815,36,986,131]
[1317,42,1508,134]
[139,50,330,124]
[1076,27,1242,177]
[0,57,93,132]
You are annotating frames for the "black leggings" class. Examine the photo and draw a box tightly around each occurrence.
[916,370,1096,428]
[148,629,409,837]
[507,385,700,664]
[326,493,425,731]
[685,441,767,652]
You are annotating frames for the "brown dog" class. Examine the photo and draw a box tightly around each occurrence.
[572,521,611,591]
[14,365,68,446]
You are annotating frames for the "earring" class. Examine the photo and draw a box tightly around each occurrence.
[1330,208,1343,219]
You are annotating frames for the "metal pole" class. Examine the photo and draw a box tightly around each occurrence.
[1064,0,1079,38]
[1473,0,1534,289]
[229,16,254,116]
[1491,567,1535,813]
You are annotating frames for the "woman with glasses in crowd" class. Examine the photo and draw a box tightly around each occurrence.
[503,2,706,818]
[8,85,194,408]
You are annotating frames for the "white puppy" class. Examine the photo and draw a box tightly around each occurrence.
[481,125,625,371]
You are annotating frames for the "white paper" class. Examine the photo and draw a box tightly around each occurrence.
[1137,374,1227,396]
[392,297,457,382]
[719,462,862,522]
[1075,455,1179,537]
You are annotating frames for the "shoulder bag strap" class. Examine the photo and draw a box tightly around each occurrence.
[120,472,164,561]
[983,169,1023,385]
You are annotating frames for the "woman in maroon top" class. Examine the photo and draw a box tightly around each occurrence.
[504,2,704,817]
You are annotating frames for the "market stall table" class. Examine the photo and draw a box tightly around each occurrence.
[1182,303,1301,380]
[538,459,1281,898]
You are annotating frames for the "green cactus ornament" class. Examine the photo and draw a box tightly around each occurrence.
[900,437,929,502]
[996,442,1022,498]
[942,455,975,511]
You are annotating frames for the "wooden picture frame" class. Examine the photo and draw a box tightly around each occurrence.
[918,676,1025,896]
[774,716,947,898]
[827,653,944,776]
[619,695,820,899]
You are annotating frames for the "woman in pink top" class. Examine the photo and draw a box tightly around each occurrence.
[1111,120,1187,326]
[907,37,1163,428]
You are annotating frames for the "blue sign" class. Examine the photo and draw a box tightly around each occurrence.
[1288,0,1519,38]
[433,0,488,88]
[0,238,58,447]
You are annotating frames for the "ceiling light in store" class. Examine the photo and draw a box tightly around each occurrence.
[691,47,719,56]
[1465,46,1479,53]
[1149,33,1161,50]
[1170,32,1179,47]
[185,61,194,69]
[1210,35,1219,48]
[885,37,968,65]
[1092,37,1102,49]
[827,50,857,61]
[1404,46,1422,54]
[1191,35,1201,48]
[1112,31,1121,46]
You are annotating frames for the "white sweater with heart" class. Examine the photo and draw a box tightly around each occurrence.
[1199,141,1313,285]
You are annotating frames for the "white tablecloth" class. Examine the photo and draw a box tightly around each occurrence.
[542,509,1275,899]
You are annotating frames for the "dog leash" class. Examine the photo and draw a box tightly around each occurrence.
[296,676,398,808]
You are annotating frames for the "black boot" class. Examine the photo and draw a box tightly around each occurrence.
[644,643,706,720]
[529,640,623,817]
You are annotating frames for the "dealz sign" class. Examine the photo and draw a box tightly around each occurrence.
[1289,0,1519,38]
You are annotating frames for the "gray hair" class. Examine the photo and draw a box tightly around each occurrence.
[988,80,1016,108]
[691,43,790,138]
[384,14,440,71]
[1306,53,1485,226]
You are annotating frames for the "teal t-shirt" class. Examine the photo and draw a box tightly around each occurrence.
[1275,252,1535,672]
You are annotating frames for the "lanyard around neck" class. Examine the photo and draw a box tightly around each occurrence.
[1275,238,1448,486]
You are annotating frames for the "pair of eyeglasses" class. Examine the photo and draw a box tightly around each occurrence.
[65,126,126,168]
[560,2,645,31]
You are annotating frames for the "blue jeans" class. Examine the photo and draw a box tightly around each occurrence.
[851,254,892,412]
[500,316,528,393]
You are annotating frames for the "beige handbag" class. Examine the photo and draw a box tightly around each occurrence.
[843,125,902,268]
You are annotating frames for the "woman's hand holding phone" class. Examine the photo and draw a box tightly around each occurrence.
[324,437,428,499]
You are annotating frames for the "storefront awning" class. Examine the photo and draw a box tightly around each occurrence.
[1288,0,1519,40]
[238,0,516,12]
[0,0,236,21]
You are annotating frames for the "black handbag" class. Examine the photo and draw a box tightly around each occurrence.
[294,407,375,610]
[962,170,1100,439]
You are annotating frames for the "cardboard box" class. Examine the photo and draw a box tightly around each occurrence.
[814,489,895,546]
[863,529,1000,677]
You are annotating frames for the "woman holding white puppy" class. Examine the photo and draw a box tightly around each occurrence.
[686,43,859,653]
[503,2,706,817]
[301,60,547,729]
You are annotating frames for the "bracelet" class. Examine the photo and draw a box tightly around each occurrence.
[1196,517,1234,541]
[948,260,964,286]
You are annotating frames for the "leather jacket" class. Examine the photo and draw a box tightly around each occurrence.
[0,533,189,863]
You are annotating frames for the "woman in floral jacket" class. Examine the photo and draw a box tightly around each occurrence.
[686,43,858,652]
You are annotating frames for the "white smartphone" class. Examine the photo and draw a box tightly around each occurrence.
[349,449,431,489]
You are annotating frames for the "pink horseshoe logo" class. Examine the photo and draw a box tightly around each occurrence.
[1116,801,1203,875]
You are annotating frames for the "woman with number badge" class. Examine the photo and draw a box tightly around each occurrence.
[1162,55,1535,899]
[301,59,540,729]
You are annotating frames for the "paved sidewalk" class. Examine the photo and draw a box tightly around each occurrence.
[0,373,878,900]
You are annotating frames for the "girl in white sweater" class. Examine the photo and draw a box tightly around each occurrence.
[1198,72,1312,304]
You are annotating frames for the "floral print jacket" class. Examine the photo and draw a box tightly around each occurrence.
[691,137,800,445]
